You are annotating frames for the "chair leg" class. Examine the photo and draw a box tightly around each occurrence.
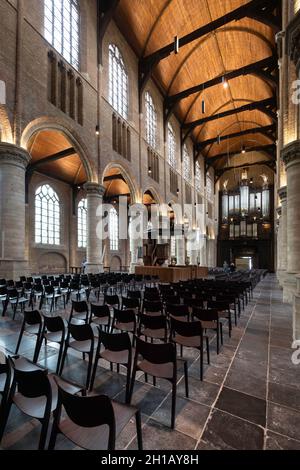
[13,302,18,320]
[220,322,224,345]
[206,336,210,365]
[184,361,189,398]
[89,355,99,391]
[228,312,232,338]
[135,410,143,451]
[171,382,176,429]
[38,416,50,450]
[125,365,131,404]
[15,322,25,355]
[86,352,93,390]
[0,397,13,442]
[33,335,42,364]
[56,341,64,375]
[59,344,68,376]
[48,420,59,450]
[216,325,220,354]
[200,345,203,381]
[129,368,137,404]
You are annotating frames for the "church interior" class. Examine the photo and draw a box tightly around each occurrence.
[0,0,300,452]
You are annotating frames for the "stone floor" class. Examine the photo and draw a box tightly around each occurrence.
[1,274,300,450]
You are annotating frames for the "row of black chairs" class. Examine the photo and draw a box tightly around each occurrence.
[0,353,142,450]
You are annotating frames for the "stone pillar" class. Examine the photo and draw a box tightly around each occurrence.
[175,225,185,266]
[129,235,143,274]
[282,143,300,273]
[0,143,31,279]
[277,187,287,281]
[84,182,105,274]
[276,205,282,276]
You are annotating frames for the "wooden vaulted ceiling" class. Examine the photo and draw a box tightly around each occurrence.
[28,130,87,185]
[113,0,280,170]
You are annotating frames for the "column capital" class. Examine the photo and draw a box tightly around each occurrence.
[0,142,30,169]
[278,185,287,202]
[282,141,300,169]
[276,206,282,217]
[83,181,105,196]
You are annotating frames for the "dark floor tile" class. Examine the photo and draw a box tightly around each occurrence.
[216,387,266,426]
[152,395,210,439]
[119,382,168,417]
[225,358,267,399]
[267,402,300,440]
[128,419,196,450]
[199,409,264,450]
[268,382,300,412]
[265,431,300,450]
[177,376,219,407]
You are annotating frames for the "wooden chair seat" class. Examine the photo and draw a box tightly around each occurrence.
[141,327,166,339]
[101,348,129,365]
[69,339,94,353]
[173,333,203,349]
[138,359,174,379]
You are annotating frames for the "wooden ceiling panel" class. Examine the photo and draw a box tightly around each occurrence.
[28,130,87,185]
[114,0,277,162]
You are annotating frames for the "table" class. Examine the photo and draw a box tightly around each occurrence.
[135,266,209,283]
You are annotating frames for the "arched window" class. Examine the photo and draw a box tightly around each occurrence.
[167,123,176,169]
[78,198,87,248]
[145,91,157,148]
[35,184,60,245]
[109,44,128,119]
[109,207,119,251]
[44,0,80,69]
[183,145,191,181]
[195,161,202,192]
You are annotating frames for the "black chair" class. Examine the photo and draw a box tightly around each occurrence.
[36,315,67,374]
[165,303,189,320]
[138,313,168,342]
[0,287,8,316]
[90,330,132,402]
[89,304,111,332]
[40,285,63,312]
[143,299,164,317]
[121,296,140,313]
[0,357,81,450]
[129,337,188,429]
[48,376,142,450]
[0,353,12,426]
[169,316,209,381]
[60,323,97,389]
[193,307,223,354]
[15,310,43,363]
[112,308,136,336]
[6,288,28,319]
[207,300,232,338]
[104,294,120,310]
[69,300,89,325]
[0,360,53,450]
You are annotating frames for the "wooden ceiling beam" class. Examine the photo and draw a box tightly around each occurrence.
[139,0,280,91]
[196,124,276,151]
[27,147,76,173]
[203,144,276,164]
[166,56,278,112]
[215,159,276,178]
[103,174,126,183]
[182,97,276,133]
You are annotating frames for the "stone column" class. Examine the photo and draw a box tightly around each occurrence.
[84,182,105,274]
[129,235,143,274]
[174,224,185,265]
[276,205,282,276]
[282,143,300,273]
[0,143,31,279]
[277,186,287,280]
